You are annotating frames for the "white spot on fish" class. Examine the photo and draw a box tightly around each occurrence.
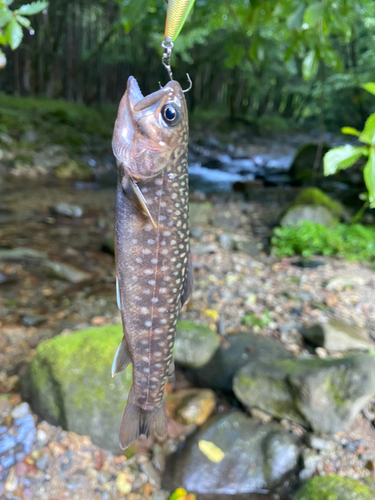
[144,269,153,275]
[159,288,167,293]
[161,249,168,255]
[141,307,148,314]
[168,173,175,179]
[144,289,151,294]
[163,231,171,236]
[148,280,156,286]
[136,257,142,264]
[155,177,163,185]
[144,223,153,231]
[156,190,163,196]
[147,239,155,245]
[163,276,170,281]
[160,319,167,324]
[161,266,169,272]
[159,215,166,221]
[143,367,150,373]
[145,321,152,327]
[151,258,158,264]
[158,307,166,312]
[131,239,137,244]
[143,248,151,254]
[151,297,159,303]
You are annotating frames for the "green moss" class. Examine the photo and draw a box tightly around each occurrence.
[272,221,375,261]
[292,188,342,216]
[295,475,375,500]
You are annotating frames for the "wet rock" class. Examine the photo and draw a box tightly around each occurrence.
[168,388,216,426]
[192,332,293,392]
[233,354,375,433]
[0,248,47,261]
[299,449,323,481]
[280,188,343,228]
[54,159,93,180]
[52,203,83,218]
[189,202,213,228]
[43,260,91,283]
[21,324,131,453]
[301,319,374,353]
[21,316,47,327]
[294,475,375,499]
[174,321,220,369]
[163,412,299,495]
[0,402,36,479]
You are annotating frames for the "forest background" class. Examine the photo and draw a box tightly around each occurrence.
[1,0,375,132]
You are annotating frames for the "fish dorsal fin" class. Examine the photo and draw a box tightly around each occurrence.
[122,174,157,228]
[181,254,193,308]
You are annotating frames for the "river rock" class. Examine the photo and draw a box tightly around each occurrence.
[43,261,91,283]
[174,321,220,369]
[0,401,36,483]
[191,332,293,392]
[52,203,83,218]
[163,413,299,495]
[233,354,375,433]
[22,325,130,453]
[301,319,374,353]
[0,248,47,261]
[168,388,216,426]
[280,187,343,228]
[294,475,375,500]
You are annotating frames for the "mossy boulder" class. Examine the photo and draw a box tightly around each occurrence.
[294,475,375,500]
[191,332,293,392]
[280,187,344,228]
[233,354,375,433]
[22,321,216,451]
[22,324,129,453]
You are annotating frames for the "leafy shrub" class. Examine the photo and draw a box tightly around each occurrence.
[272,221,375,261]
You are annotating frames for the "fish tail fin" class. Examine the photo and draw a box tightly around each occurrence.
[111,338,131,377]
[119,389,167,450]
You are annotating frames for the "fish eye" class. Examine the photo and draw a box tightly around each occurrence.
[162,104,180,126]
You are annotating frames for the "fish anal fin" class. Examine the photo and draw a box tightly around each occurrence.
[122,174,157,228]
[119,390,167,450]
[111,338,131,377]
[181,254,193,308]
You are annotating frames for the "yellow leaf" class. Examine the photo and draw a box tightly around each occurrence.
[169,489,188,500]
[204,309,219,320]
[198,440,225,463]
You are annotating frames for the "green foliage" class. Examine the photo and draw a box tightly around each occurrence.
[0,0,47,63]
[242,311,271,328]
[324,84,375,207]
[291,187,342,216]
[272,221,375,261]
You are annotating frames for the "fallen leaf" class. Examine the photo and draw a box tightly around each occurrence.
[198,440,225,463]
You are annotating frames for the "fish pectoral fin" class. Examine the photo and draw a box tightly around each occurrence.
[181,254,194,308]
[119,389,167,450]
[122,175,157,228]
[111,338,131,377]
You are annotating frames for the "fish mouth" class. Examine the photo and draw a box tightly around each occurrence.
[127,77,181,114]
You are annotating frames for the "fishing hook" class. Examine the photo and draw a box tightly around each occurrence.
[182,73,193,93]
[161,38,174,81]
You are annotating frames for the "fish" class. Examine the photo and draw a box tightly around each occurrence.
[165,0,196,41]
[111,76,193,450]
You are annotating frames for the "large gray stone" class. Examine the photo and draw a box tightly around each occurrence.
[301,319,374,353]
[43,261,91,283]
[22,325,129,453]
[191,332,293,392]
[163,413,299,495]
[294,475,375,500]
[233,354,375,433]
[281,205,337,227]
[174,321,220,369]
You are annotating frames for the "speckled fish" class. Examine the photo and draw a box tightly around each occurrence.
[111,77,192,450]
[165,0,196,41]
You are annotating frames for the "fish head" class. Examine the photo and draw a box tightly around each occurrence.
[112,77,188,181]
